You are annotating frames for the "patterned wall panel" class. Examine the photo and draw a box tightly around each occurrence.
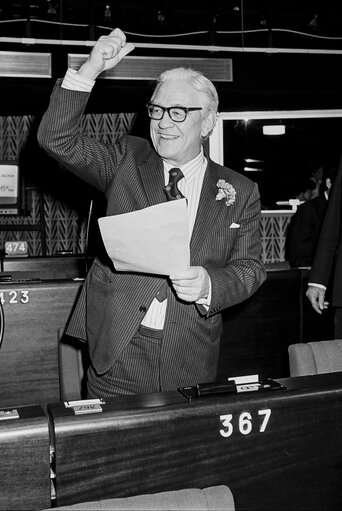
[42,193,85,254]
[0,113,135,257]
[260,212,292,264]
[0,116,33,160]
[0,115,41,256]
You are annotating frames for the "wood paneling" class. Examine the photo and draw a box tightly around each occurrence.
[218,269,301,380]
[0,51,51,78]
[68,54,233,81]
[218,268,334,380]
[0,266,334,408]
[0,404,50,511]
[49,372,342,510]
[0,279,82,408]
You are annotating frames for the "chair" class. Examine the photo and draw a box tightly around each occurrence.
[43,485,235,510]
[288,339,342,376]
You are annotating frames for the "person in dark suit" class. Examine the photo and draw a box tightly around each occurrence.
[285,168,335,268]
[37,28,266,397]
[306,160,342,338]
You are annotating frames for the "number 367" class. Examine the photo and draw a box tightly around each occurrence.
[219,409,271,437]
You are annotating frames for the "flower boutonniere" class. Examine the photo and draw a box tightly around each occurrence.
[215,179,236,206]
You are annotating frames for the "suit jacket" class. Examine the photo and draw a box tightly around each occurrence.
[37,81,266,390]
[285,194,328,268]
[309,162,342,307]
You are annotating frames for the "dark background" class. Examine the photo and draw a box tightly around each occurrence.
[1,0,342,115]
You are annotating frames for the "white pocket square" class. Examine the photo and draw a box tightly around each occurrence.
[229,223,240,228]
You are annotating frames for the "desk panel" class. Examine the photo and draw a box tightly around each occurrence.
[0,280,81,407]
[2,255,92,280]
[0,404,50,511]
[49,373,342,510]
[218,269,301,380]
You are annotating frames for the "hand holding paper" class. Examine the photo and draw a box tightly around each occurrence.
[98,199,190,275]
[170,266,210,302]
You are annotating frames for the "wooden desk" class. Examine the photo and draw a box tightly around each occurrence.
[0,404,50,511]
[218,268,335,380]
[0,279,82,407]
[0,267,335,408]
[2,255,92,280]
[218,269,301,380]
[48,372,342,510]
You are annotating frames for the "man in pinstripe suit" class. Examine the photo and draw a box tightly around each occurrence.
[38,28,266,397]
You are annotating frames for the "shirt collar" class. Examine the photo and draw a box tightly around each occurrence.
[163,148,206,182]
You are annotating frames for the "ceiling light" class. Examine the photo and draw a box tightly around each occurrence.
[262,125,286,135]
[245,158,264,163]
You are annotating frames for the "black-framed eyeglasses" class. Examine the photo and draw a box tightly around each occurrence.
[146,102,202,123]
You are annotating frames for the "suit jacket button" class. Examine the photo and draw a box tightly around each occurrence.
[139,306,147,313]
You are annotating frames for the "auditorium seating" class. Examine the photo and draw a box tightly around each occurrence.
[288,339,342,376]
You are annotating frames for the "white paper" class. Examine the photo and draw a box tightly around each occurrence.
[98,199,190,275]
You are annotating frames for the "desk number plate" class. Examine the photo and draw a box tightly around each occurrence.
[5,241,28,257]
[0,408,19,421]
[64,399,105,415]
[72,404,103,415]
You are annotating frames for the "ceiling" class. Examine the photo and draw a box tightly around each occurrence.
[1,0,342,46]
[1,1,342,206]
[1,0,342,115]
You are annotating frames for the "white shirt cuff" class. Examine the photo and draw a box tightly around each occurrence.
[308,282,327,290]
[61,69,95,92]
[196,278,212,307]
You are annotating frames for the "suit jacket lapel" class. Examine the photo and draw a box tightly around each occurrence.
[190,159,231,261]
[137,153,233,262]
[138,152,166,206]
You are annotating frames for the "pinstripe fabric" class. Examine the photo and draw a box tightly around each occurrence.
[87,330,162,396]
[37,82,267,393]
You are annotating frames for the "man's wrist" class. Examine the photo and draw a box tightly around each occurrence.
[62,69,95,92]
[196,272,212,305]
[308,282,327,290]
[77,61,102,81]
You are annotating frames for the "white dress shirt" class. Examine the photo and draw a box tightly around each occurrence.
[141,151,208,329]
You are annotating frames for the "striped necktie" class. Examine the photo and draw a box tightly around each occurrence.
[155,168,184,302]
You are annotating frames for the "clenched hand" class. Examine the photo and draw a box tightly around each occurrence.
[78,28,135,80]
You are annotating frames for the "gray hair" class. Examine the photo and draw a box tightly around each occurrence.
[151,67,219,116]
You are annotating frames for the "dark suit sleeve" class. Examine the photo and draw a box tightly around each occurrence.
[37,80,122,192]
[309,165,342,287]
[285,203,317,267]
[205,182,266,316]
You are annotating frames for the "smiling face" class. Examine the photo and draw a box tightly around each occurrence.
[150,79,213,166]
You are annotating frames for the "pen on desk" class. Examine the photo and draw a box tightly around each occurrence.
[196,382,237,397]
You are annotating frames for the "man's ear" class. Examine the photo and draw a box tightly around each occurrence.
[201,111,217,139]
